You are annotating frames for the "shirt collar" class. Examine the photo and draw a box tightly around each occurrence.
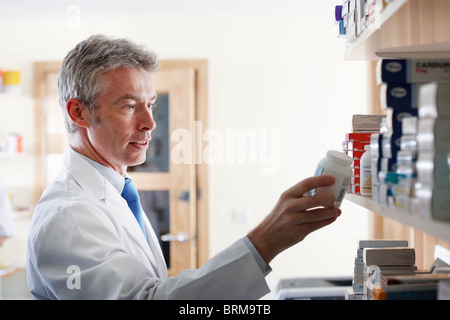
[71,148,126,194]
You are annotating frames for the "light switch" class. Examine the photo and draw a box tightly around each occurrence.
[233,209,251,225]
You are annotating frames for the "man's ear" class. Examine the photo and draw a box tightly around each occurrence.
[66,98,90,129]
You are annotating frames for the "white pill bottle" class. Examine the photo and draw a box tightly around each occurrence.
[360,144,372,197]
[313,150,353,208]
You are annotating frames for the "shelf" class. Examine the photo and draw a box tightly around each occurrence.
[0,265,24,279]
[0,93,31,101]
[344,0,408,60]
[13,209,33,219]
[375,41,450,59]
[0,153,33,159]
[345,194,450,242]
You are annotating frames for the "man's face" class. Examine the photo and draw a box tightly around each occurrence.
[86,67,157,174]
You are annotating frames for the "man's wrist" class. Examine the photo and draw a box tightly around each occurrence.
[243,236,272,276]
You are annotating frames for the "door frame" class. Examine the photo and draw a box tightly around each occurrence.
[160,60,209,267]
[33,59,210,269]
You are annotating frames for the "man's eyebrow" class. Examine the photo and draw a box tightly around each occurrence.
[113,94,158,104]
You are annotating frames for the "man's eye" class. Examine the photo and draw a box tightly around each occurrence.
[148,103,156,110]
[125,105,134,110]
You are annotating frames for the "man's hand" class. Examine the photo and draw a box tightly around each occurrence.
[247,175,341,264]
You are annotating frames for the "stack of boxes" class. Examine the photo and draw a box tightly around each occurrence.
[343,115,384,195]
[343,59,450,220]
[335,0,358,42]
[393,115,418,211]
[344,132,372,195]
[372,59,450,219]
[347,239,412,300]
[335,0,397,45]
[376,76,419,208]
[416,83,450,220]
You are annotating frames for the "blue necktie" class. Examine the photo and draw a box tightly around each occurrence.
[121,177,147,237]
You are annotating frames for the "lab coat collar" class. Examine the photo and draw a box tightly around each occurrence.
[62,147,168,279]
[74,149,125,195]
[63,147,108,200]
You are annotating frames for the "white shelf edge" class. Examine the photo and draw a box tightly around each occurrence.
[13,209,33,219]
[375,41,450,59]
[0,153,34,159]
[0,93,31,100]
[345,193,450,243]
[344,0,408,60]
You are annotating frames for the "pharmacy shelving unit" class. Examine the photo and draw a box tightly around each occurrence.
[0,93,35,266]
[343,0,408,60]
[341,0,450,269]
[346,194,450,243]
[0,93,35,210]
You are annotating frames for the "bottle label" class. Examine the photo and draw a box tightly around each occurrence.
[310,164,325,197]
[313,164,350,207]
[361,163,372,196]
[314,164,324,177]
[336,177,351,207]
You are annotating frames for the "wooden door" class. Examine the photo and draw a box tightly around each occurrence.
[128,68,197,276]
[34,60,209,277]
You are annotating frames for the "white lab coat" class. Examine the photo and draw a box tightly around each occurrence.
[26,148,270,299]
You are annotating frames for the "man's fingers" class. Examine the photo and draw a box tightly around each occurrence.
[284,175,335,199]
[248,177,342,263]
[285,193,336,212]
[296,206,341,224]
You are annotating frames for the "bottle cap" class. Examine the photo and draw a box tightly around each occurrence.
[326,150,353,166]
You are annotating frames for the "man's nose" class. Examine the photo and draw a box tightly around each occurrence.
[140,107,156,132]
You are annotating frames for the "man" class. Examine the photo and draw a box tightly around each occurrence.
[26,34,341,299]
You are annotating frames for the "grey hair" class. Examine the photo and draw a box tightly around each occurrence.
[57,34,160,134]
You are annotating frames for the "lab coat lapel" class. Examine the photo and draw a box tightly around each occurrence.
[105,185,165,278]
[141,214,168,280]
[63,148,167,279]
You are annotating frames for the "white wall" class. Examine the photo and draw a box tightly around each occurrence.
[0,2,370,291]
